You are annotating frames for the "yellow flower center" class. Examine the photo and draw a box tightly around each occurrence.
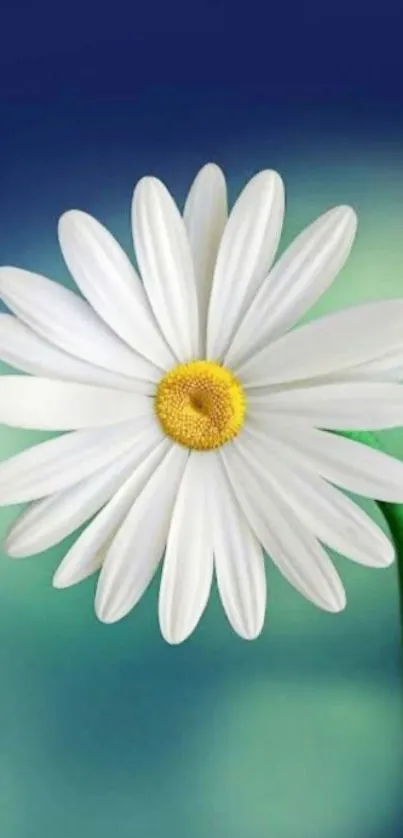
[155,360,247,450]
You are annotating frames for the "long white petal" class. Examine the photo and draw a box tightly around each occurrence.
[132,177,199,361]
[227,206,357,367]
[5,423,163,557]
[0,377,151,430]
[234,429,394,567]
[207,170,284,361]
[248,381,403,430]
[221,443,346,612]
[58,210,174,370]
[246,350,403,393]
[0,314,150,392]
[319,350,403,384]
[0,267,159,382]
[248,417,403,502]
[53,439,170,589]
[159,451,214,644]
[95,444,188,623]
[237,300,403,387]
[252,350,403,391]
[0,417,150,505]
[183,164,227,352]
[210,454,267,639]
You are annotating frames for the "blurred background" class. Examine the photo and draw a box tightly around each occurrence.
[0,4,403,836]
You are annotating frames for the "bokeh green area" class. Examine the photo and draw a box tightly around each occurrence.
[0,156,403,838]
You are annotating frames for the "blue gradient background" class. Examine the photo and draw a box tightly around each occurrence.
[0,8,403,837]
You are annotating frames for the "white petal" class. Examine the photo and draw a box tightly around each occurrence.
[221,443,346,612]
[5,423,163,557]
[254,350,403,391]
[0,314,149,392]
[58,211,174,370]
[248,350,403,392]
[132,177,199,361]
[158,451,214,644]
[248,417,403,502]
[183,164,227,352]
[0,417,150,505]
[209,454,266,639]
[95,444,188,623]
[207,170,284,361]
[237,299,403,387]
[323,350,403,383]
[0,376,151,430]
[235,429,394,567]
[5,453,132,558]
[0,267,159,383]
[248,381,403,430]
[53,439,170,589]
[226,206,357,367]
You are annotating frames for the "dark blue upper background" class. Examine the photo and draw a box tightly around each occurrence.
[0,3,402,106]
[0,3,401,273]
[0,4,402,200]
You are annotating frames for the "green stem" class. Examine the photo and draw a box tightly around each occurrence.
[377,501,403,630]
[343,430,403,633]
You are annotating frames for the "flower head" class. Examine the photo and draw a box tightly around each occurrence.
[1,163,403,643]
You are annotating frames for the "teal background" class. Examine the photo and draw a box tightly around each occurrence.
[1,143,403,836]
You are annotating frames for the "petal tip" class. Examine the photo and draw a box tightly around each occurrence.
[160,627,188,646]
[269,168,284,186]
[134,175,164,197]
[57,208,82,232]
[326,589,347,613]
[159,617,195,645]
[329,204,358,229]
[375,542,396,568]
[233,613,265,641]
[95,611,114,625]
[238,628,263,641]
[199,161,224,178]
[95,609,120,625]
[4,542,25,559]
[251,168,284,197]
[94,594,121,624]
[52,568,70,589]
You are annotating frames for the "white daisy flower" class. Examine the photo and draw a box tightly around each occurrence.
[1,163,403,644]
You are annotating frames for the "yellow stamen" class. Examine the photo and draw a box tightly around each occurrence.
[155,360,247,451]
